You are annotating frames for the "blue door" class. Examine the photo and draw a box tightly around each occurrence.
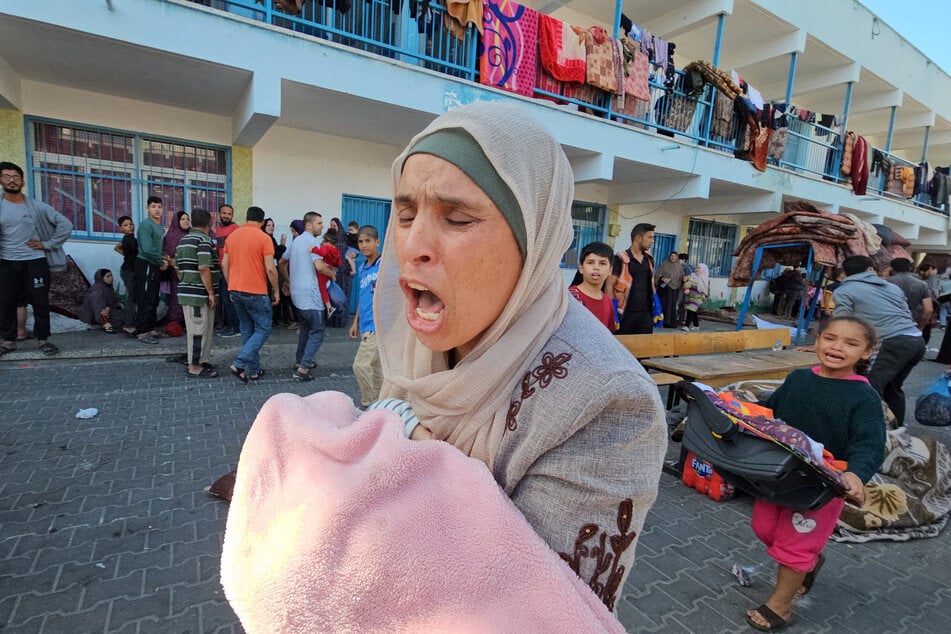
[340,194,391,312]
[652,232,677,262]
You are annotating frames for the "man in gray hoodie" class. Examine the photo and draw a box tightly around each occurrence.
[0,161,72,357]
[832,255,926,425]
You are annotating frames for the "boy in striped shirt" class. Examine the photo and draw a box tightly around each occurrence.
[175,208,221,378]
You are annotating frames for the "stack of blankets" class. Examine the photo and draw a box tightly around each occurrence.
[728,201,912,287]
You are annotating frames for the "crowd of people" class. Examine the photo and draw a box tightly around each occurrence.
[1,102,946,630]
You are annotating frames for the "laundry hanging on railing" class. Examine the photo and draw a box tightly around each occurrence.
[582,26,621,94]
[930,167,949,210]
[766,102,789,162]
[913,162,930,196]
[443,0,484,40]
[851,135,869,196]
[479,0,538,97]
[621,39,650,102]
[537,13,586,83]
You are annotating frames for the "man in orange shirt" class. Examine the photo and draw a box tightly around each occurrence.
[221,206,279,383]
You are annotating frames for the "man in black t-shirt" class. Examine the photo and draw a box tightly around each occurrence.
[606,223,656,334]
[114,215,138,319]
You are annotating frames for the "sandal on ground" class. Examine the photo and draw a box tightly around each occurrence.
[137,334,159,345]
[745,605,795,632]
[229,365,248,384]
[102,325,116,334]
[38,342,59,355]
[293,369,315,382]
[187,366,219,379]
[799,553,825,595]
[249,368,266,381]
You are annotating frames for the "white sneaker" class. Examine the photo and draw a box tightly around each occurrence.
[690,326,700,331]
[680,326,690,331]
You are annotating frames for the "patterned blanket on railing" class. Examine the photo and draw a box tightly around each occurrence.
[537,13,586,84]
[479,0,538,97]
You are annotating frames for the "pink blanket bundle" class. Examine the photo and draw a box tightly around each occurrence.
[220,391,626,633]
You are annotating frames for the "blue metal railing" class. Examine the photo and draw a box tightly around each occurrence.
[188,1,949,221]
[534,67,740,153]
[868,147,946,215]
[193,0,477,80]
[771,116,841,182]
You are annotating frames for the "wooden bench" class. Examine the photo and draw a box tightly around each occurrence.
[616,329,792,407]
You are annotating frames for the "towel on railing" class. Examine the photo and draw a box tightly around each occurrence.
[445,0,484,40]
[479,0,539,97]
[220,391,626,634]
[538,13,586,84]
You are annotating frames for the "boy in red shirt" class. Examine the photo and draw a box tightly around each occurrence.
[568,241,616,331]
[313,229,342,318]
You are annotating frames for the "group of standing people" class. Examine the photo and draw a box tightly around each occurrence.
[64,191,380,392]
[598,223,709,335]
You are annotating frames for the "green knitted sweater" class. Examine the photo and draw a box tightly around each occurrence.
[762,369,886,482]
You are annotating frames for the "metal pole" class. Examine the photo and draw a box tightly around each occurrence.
[884,105,896,153]
[785,52,797,105]
[922,125,931,163]
[831,81,853,180]
[712,13,725,67]
[735,245,765,331]
[612,0,622,39]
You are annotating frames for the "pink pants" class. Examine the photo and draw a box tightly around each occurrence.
[751,497,846,572]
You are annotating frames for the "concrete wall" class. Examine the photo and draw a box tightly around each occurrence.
[251,125,398,236]
[0,108,25,166]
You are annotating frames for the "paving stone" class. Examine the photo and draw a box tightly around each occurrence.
[107,587,171,629]
[8,589,82,628]
[80,570,145,611]
[144,560,200,594]
[3,330,950,633]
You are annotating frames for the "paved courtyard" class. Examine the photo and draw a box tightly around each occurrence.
[1,323,949,632]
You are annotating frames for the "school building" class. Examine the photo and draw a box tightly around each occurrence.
[1,0,948,306]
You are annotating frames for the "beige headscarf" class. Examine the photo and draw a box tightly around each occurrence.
[376,102,574,470]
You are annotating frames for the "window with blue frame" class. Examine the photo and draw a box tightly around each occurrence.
[562,201,606,268]
[26,119,230,240]
[685,218,738,277]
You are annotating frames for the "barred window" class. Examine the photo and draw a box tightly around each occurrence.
[685,218,738,277]
[562,201,607,268]
[28,120,230,240]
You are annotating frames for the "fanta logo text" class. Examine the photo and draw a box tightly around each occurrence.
[690,457,713,478]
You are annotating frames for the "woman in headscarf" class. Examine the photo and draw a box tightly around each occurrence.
[376,102,667,601]
[161,211,190,325]
[262,217,290,325]
[219,104,667,628]
[653,251,685,328]
[681,262,710,330]
[78,269,134,335]
[327,217,352,326]
[279,219,306,329]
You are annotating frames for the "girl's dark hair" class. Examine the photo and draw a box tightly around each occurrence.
[818,316,877,375]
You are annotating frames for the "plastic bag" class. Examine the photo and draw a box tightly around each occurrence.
[652,292,664,328]
[915,373,951,427]
[327,281,348,315]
